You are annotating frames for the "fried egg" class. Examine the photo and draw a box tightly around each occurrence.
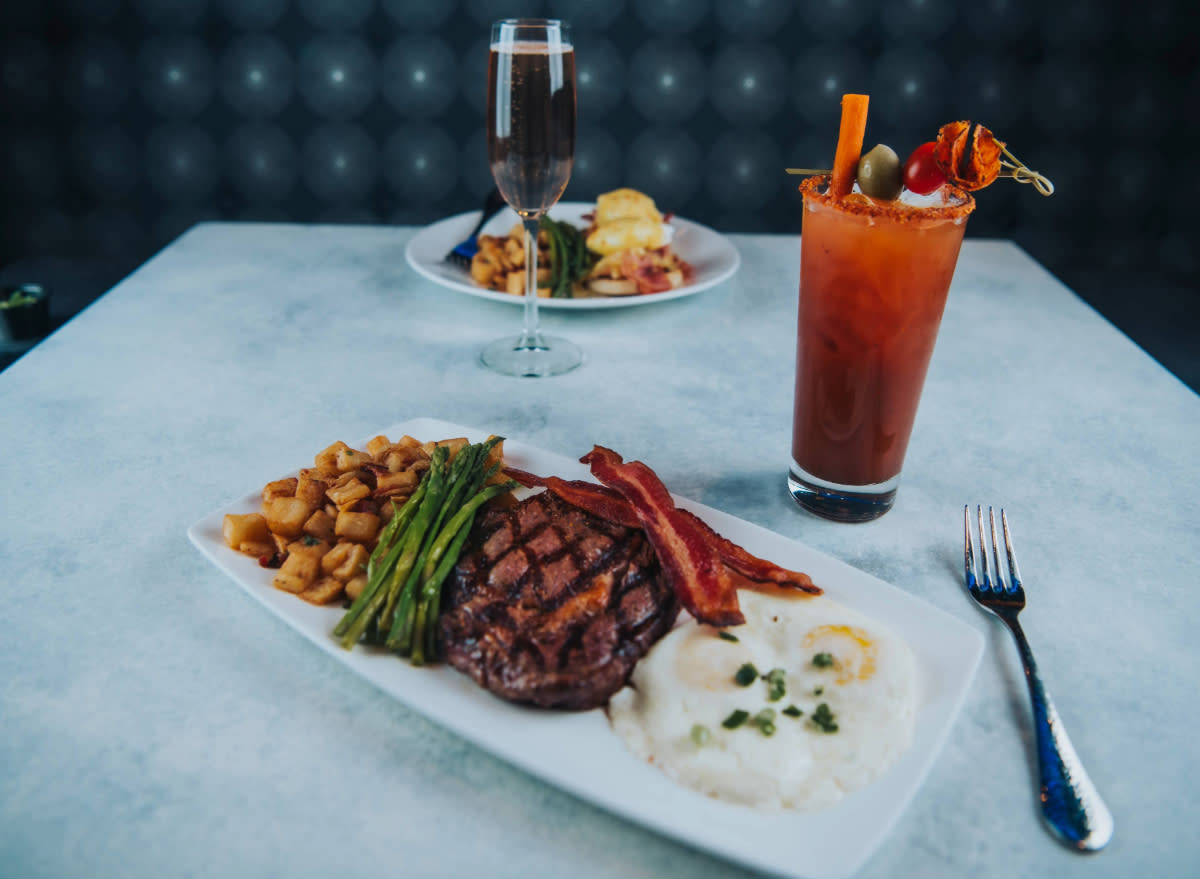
[608,589,918,811]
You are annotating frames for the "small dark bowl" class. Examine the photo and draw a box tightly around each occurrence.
[0,284,51,342]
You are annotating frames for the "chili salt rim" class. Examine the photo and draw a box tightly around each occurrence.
[799,174,975,222]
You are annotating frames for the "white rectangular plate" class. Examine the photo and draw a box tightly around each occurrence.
[188,417,983,879]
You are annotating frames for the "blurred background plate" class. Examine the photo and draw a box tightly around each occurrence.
[404,202,740,310]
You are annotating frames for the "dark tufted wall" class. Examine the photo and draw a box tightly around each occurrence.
[1,0,1196,380]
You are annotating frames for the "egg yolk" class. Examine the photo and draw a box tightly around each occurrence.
[802,625,877,684]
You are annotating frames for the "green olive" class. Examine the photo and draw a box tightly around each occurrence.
[856,144,902,200]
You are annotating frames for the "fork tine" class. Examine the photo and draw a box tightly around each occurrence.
[988,507,1008,593]
[964,505,978,591]
[976,505,995,593]
[1000,509,1023,594]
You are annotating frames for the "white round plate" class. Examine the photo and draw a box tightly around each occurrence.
[404,202,741,310]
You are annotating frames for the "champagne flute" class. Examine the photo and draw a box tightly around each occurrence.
[481,18,582,377]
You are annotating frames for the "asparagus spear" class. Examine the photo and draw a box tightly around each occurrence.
[332,476,428,642]
[412,479,517,662]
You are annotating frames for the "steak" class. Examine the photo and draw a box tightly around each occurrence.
[440,491,678,710]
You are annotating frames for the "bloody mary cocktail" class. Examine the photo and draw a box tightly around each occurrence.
[789,174,974,522]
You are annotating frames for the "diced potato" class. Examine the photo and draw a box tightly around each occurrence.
[295,469,328,508]
[375,469,419,496]
[287,537,330,560]
[422,437,468,461]
[437,437,469,458]
[344,573,368,602]
[470,254,496,286]
[326,474,371,508]
[320,541,352,574]
[239,540,276,559]
[314,441,351,476]
[262,477,298,501]
[223,513,271,552]
[335,510,380,543]
[503,236,525,267]
[273,551,321,593]
[303,508,337,543]
[272,572,308,594]
[336,446,371,473]
[506,269,524,296]
[322,541,369,582]
[298,576,344,606]
[365,435,392,457]
[280,548,321,579]
[263,496,313,539]
[383,446,421,472]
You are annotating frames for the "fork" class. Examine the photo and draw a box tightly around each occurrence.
[444,187,508,269]
[964,506,1114,852]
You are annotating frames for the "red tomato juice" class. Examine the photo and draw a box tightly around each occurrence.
[791,176,974,488]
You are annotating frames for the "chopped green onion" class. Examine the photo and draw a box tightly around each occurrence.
[751,708,777,737]
[812,652,834,668]
[782,705,803,718]
[762,667,787,701]
[717,630,739,643]
[813,686,824,696]
[690,724,711,746]
[722,709,750,729]
[810,702,839,733]
[734,663,759,686]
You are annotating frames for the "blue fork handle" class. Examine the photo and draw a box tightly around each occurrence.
[1005,616,1114,851]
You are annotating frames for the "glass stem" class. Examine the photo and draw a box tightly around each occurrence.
[519,216,543,349]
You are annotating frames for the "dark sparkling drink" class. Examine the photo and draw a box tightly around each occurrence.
[487,42,576,218]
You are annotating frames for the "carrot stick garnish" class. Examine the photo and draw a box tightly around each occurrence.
[829,93,870,199]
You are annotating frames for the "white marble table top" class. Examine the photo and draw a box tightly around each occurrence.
[2,222,1197,879]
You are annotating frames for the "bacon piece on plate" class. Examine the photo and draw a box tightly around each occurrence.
[505,467,640,528]
[677,510,820,594]
[621,251,673,295]
[505,465,820,596]
[580,446,744,627]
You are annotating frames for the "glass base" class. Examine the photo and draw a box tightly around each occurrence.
[787,463,898,523]
[480,333,582,377]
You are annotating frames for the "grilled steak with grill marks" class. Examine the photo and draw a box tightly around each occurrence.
[439,491,679,710]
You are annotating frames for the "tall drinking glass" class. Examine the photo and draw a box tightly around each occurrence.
[788,176,975,522]
[481,19,581,377]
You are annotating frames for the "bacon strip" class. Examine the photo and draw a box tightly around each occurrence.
[505,466,820,595]
[580,446,743,627]
[676,509,819,594]
[504,467,639,527]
